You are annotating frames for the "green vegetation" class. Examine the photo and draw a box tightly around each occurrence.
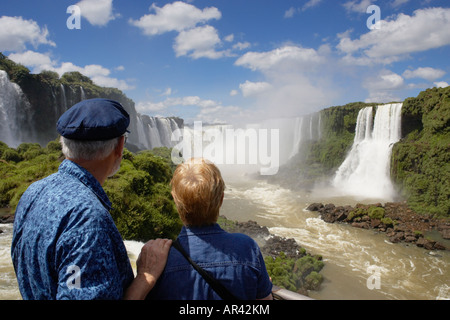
[104,150,182,241]
[0,140,182,241]
[264,252,324,293]
[0,140,62,209]
[391,86,450,218]
[0,53,126,100]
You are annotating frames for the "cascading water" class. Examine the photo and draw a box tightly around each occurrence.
[0,70,34,147]
[134,114,183,150]
[332,103,403,200]
[0,71,182,150]
[286,112,321,159]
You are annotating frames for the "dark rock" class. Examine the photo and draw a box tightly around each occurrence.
[313,201,448,251]
[438,224,450,240]
[405,236,417,243]
[352,222,370,229]
[0,215,14,224]
[433,242,447,250]
[263,235,302,259]
[389,232,405,243]
[370,219,382,228]
[416,238,436,250]
[306,203,323,211]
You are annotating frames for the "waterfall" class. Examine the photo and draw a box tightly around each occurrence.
[0,70,34,147]
[134,114,183,150]
[80,86,86,100]
[332,103,403,200]
[0,70,181,149]
[283,112,321,160]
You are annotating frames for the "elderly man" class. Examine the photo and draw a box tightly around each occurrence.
[11,98,171,300]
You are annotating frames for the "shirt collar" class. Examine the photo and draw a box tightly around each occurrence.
[179,223,225,237]
[59,159,112,210]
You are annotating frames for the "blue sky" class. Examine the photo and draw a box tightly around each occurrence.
[1,0,449,124]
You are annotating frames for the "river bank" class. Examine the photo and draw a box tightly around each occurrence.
[306,202,450,251]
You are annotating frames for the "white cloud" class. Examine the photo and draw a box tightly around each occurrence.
[173,25,232,59]
[129,2,233,60]
[235,45,323,72]
[337,7,450,65]
[229,89,239,96]
[8,51,133,91]
[232,42,251,51]
[136,94,246,124]
[234,45,338,119]
[284,7,298,19]
[343,0,376,13]
[284,0,322,18]
[303,0,323,11]
[403,67,446,81]
[136,95,218,113]
[392,0,410,8]
[75,0,118,26]
[434,81,449,88]
[196,105,245,124]
[0,16,55,52]
[224,34,234,42]
[363,70,404,102]
[8,51,53,69]
[129,1,221,36]
[239,81,272,97]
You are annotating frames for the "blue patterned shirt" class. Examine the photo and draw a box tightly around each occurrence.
[11,159,134,300]
[146,224,273,300]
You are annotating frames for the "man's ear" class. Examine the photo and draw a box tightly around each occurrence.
[116,136,125,156]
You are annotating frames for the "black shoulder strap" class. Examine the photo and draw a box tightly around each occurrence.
[172,239,238,300]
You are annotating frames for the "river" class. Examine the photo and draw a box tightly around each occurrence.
[1,177,449,300]
[220,176,449,300]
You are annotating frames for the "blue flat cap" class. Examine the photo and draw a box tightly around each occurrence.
[57,98,130,141]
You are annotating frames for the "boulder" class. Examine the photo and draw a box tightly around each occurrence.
[0,215,14,224]
[306,203,323,211]
[438,224,450,240]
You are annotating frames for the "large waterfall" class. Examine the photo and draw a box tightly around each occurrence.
[332,103,403,200]
[0,70,182,150]
[0,70,35,147]
[134,115,183,150]
[171,113,321,176]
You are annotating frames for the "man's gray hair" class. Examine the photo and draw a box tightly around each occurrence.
[60,136,121,161]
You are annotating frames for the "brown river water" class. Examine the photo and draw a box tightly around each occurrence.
[1,178,449,300]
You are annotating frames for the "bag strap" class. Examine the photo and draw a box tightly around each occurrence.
[172,239,238,300]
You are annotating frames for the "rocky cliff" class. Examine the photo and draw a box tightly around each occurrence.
[0,53,182,150]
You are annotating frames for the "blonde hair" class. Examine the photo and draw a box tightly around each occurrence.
[171,158,225,226]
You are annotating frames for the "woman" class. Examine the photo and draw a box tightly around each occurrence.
[146,158,273,300]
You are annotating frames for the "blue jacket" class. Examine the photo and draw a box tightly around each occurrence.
[146,224,273,300]
[11,159,134,300]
